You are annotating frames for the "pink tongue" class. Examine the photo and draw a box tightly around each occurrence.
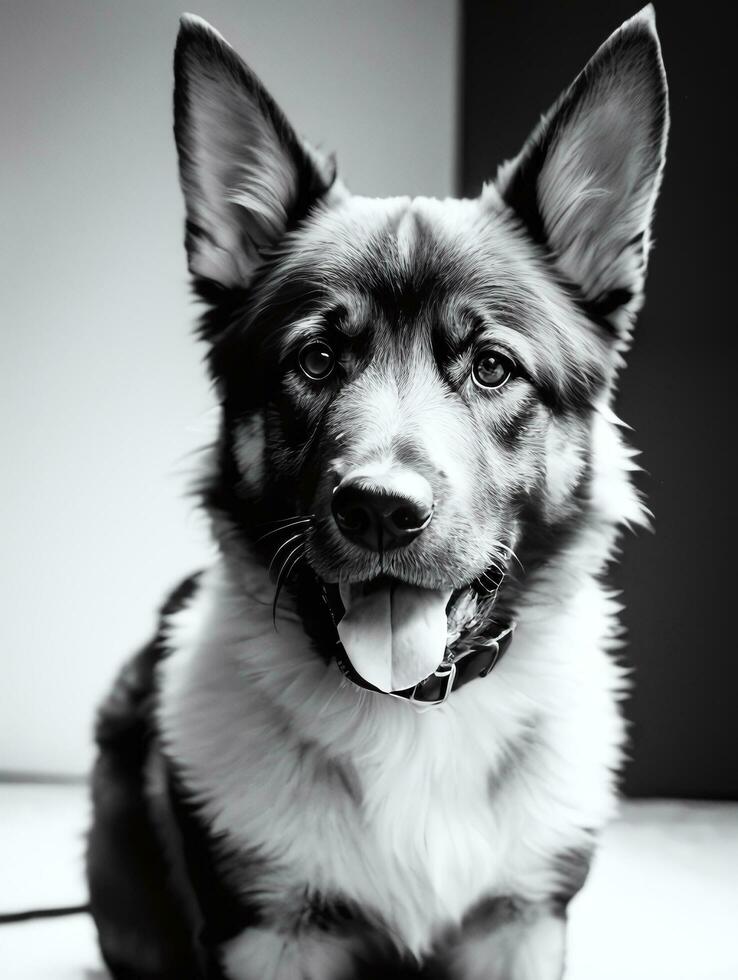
[337,582,451,693]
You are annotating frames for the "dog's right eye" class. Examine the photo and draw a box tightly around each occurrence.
[298,340,335,382]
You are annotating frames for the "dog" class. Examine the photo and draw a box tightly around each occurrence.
[87,7,668,979]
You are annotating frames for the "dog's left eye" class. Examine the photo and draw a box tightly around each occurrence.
[472,349,515,389]
[298,340,335,381]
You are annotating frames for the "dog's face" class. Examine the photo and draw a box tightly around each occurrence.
[174,9,667,693]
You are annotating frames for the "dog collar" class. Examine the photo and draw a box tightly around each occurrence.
[334,621,516,710]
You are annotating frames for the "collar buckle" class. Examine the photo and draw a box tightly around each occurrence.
[388,659,457,712]
[387,621,516,710]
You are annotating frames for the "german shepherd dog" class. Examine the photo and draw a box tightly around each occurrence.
[87,7,668,979]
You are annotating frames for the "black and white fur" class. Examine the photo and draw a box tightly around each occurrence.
[87,8,668,979]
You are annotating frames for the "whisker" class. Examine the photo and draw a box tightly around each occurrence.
[268,533,306,575]
[272,544,306,628]
[255,514,315,530]
[482,561,505,581]
[509,551,525,573]
[257,518,311,543]
[493,541,525,573]
[476,559,505,591]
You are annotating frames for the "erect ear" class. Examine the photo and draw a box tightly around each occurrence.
[496,6,669,336]
[174,14,337,290]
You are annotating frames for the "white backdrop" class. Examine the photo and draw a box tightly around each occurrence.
[0,0,458,775]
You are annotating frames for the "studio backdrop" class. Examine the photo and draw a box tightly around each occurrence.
[0,0,458,776]
[461,0,736,800]
[1,0,733,800]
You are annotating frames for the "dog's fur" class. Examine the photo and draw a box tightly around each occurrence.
[87,8,668,979]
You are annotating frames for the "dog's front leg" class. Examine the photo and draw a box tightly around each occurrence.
[441,898,566,980]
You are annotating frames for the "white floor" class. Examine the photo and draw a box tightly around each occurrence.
[1,784,736,979]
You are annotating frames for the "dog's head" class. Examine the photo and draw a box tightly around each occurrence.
[173,9,667,694]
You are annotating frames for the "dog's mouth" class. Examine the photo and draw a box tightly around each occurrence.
[336,577,451,692]
[322,574,498,694]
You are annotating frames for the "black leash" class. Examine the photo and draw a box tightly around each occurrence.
[0,903,90,925]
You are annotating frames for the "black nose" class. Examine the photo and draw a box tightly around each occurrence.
[332,475,433,552]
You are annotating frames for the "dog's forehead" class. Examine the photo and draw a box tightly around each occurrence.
[284,191,570,337]
[296,193,508,288]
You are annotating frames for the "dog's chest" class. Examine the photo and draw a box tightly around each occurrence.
[250,726,506,953]
[156,573,531,955]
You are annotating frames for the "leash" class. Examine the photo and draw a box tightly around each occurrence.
[0,904,90,924]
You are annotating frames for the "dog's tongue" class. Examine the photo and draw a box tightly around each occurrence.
[337,581,452,692]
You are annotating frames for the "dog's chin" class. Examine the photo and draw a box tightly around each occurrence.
[318,572,495,695]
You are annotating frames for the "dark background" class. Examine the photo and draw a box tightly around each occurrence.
[460,1,736,799]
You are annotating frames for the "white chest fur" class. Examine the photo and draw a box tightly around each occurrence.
[157,551,625,961]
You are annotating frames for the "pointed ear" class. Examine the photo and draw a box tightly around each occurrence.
[496,6,669,334]
[174,15,336,290]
